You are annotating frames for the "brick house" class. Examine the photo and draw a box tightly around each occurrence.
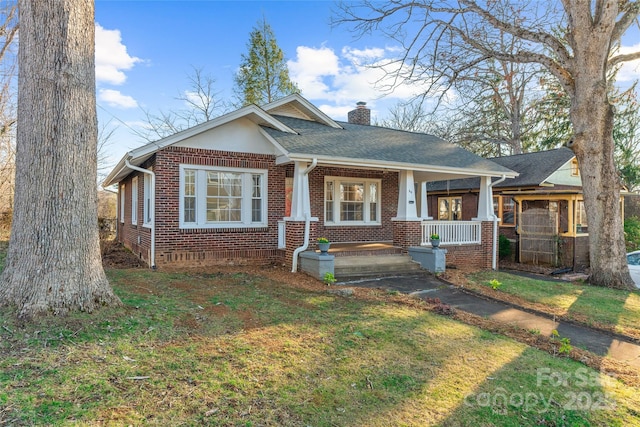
[426,148,618,270]
[103,94,517,271]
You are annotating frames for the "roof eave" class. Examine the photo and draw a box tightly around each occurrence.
[280,154,518,178]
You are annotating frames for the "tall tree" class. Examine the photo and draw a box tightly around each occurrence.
[337,0,640,289]
[234,16,298,107]
[0,0,121,318]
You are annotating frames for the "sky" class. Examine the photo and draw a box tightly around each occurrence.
[94,0,640,173]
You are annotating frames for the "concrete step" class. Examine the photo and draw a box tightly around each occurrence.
[334,254,423,279]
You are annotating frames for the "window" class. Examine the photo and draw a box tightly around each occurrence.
[576,200,588,232]
[493,195,516,226]
[324,177,380,225]
[571,159,580,176]
[179,165,267,228]
[438,197,462,220]
[120,183,125,223]
[131,177,138,225]
[143,174,152,226]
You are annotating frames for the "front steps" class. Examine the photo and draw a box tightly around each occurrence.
[334,253,423,280]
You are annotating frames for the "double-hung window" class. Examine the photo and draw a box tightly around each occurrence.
[119,183,125,223]
[324,177,380,225]
[143,174,152,227]
[131,177,138,225]
[179,165,267,228]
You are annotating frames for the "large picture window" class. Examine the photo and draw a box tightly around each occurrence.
[324,177,380,225]
[179,165,267,228]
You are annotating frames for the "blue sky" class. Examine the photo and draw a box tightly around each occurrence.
[94,0,640,171]
[95,0,425,166]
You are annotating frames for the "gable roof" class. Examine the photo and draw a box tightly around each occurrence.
[103,93,517,187]
[427,147,576,192]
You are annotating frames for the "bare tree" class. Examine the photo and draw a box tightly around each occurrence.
[139,66,227,142]
[0,1,18,224]
[337,0,640,289]
[0,0,120,318]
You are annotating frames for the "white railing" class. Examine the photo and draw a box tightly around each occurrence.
[422,220,482,246]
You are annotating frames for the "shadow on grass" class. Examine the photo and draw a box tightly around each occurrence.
[439,346,637,426]
[0,269,638,425]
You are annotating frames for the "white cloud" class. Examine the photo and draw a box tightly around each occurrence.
[95,23,141,85]
[616,42,640,83]
[287,44,435,120]
[99,89,138,109]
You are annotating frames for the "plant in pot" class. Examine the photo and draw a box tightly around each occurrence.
[430,233,441,248]
[317,237,331,254]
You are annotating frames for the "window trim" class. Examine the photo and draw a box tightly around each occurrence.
[493,195,516,227]
[571,158,580,177]
[437,196,462,221]
[131,177,138,225]
[119,183,125,224]
[143,174,152,228]
[178,164,268,229]
[323,176,381,226]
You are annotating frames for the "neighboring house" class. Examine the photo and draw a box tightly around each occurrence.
[427,148,606,270]
[103,94,517,272]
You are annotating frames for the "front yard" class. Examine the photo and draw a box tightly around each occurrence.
[465,270,640,340]
[0,240,639,425]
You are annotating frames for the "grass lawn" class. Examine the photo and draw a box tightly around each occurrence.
[467,271,640,340]
[0,251,638,426]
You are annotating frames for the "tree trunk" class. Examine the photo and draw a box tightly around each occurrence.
[570,47,635,290]
[0,0,121,318]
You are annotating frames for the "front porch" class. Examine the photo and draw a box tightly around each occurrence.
[283,160,513,276]
[291,218,495,279]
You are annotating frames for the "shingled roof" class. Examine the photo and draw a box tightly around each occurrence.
[263,115,516,175]
[426,147,576,191]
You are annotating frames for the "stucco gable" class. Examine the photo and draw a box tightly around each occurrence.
[173,117,282,156]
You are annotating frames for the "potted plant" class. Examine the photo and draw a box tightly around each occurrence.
[430,233,441,248]
[317,237,331,254]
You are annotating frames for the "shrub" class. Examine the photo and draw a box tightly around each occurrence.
[624,216,640,252]
[498,234,512,259]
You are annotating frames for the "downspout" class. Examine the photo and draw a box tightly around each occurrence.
[490,175,507,270]
[291,158,318,273]
[125,158,156,269]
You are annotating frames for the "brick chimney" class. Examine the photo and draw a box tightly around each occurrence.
[347,101,370,126]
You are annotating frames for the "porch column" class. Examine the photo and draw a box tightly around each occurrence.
[473,176,496,221]
[394,170,420,220]
[393,170,422,249]
[288,161,312,220]
[420,181,433,220]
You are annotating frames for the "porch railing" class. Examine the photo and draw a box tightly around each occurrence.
[421,220,482,246]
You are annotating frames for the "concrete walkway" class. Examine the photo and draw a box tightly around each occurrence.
[339,273,640,369]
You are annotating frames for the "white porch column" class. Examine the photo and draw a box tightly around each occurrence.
[473,176,496,221]
[420,181,433,219]
[394,170,420,220]
[288,161,313,220]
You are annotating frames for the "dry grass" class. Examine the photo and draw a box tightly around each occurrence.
[0,259,638,425]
